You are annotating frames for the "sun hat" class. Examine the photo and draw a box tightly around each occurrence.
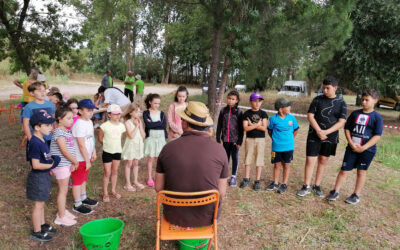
[30,110,56,127]
[107,104,122,114]
[37,74,46,82]
[274,97,292,110]
[135,74,141,80]
[250,92,264,101]
[176,101,213,127]
[78,99,97,110]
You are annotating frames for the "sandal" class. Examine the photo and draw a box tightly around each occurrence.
[111,192,121,199]
[103,195,110,203]
[146,179,155,187]
[123,185,136,192]
[135,183,145,190]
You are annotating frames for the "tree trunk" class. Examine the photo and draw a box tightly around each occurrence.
[207,24,223,115]
[125,23,132,72]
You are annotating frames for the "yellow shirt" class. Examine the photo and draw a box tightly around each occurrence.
[100,121,126,154]
[22,79,35,103]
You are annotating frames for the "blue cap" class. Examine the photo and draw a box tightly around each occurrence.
[30,110,56,127]
[78,99,97,109]
[250,92,264,101]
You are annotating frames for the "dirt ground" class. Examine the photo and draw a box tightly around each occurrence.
[0,93,399,249]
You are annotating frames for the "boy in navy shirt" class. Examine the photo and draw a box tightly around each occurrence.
[266,98,299,194]
[327,89,383,204]
[27,112,60,241]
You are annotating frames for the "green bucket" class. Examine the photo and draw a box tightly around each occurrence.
[80,218,125,250]
[178,239,209,250]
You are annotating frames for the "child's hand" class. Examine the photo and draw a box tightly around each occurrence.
[317,130,328,140]
[352,145,365,153]
[247,118,253,124]
[236,145,241,149]
[90,153,97,162]
[71,160,79,172]
[133,118,139,126]
[85,161,92,170]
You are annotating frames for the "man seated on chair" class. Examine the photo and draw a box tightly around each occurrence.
[155,101,229,227]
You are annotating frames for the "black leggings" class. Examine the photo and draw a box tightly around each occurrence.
[223,142,239,176]
[124,88,134,102]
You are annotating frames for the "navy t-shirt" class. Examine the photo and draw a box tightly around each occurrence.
[307,95,347,143]
[27,136,53,172]
[242,109,268,138]
[345,109,383,153]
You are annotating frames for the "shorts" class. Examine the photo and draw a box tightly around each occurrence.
[245,137,265,166]
[71,161,89,186]
[51,166,71,180]
[306,139,337,157]
[102,151,121,163]
[26,171,52,201]
[341,147,376,171]
[271,150,294,164]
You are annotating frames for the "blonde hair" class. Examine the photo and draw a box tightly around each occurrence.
[123,103,141,120]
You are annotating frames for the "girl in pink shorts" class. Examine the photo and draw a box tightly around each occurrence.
[50,105,79,226]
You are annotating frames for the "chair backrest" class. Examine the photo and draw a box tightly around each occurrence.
[156,190,220,222]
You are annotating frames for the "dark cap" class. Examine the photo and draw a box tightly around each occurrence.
[78,99,97,109]
[275,97,292,110]
[30,110,56,127]
[250,92,264,101]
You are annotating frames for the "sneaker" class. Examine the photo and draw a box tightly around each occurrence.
[41,223,57,234]
[30,231,52,242]
[327,190,339,201]
[312,185,324,197]
[345,193,360,204]
[82,197,98,207]
[265,182,279,191]
[73,204,93,215]
[277,184,287,194]
[296,185,312,197]
[54,215,77,226]
[229,176,237,187]
[146,179,155,187]
[253,181,261,191]
[239,178,251,188]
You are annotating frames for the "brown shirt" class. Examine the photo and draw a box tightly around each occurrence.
[156,130,229,227]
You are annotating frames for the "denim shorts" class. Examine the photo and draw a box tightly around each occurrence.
[26,171,52,201]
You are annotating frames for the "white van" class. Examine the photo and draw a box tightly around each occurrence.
[278,80,308,97]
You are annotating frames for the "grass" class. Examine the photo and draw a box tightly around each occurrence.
[377,135,400,170]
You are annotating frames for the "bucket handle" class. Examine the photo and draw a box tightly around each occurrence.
[179,239,209,249]
[82,233,114,250]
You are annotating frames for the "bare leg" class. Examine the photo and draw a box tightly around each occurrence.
[273,162,282,183]
[72,185,81,203]
[124,160,133,187]
[32,201,44,232]
[315,155,329,186]
[103,163,112,197]
[132,159,142,186]
[147,157,153,181]
[282,163,291,184]
[244,165,250,179]
[110,160,120,194]
[255,166,262,180]
[304,156,318,186]
[57,177,69,218]
[333,170,350,192]
[354,170,367,195]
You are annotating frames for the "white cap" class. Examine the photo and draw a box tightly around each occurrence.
[37,74,46,82]
[107,104,122,114]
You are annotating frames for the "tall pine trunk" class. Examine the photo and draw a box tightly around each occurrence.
[207,24,223,116]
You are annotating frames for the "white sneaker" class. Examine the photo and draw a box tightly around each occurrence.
[54,215,77,226]
[65,209,77,219]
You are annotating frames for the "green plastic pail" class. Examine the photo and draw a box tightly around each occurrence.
[80,218,124,250]
[178,239,209,250]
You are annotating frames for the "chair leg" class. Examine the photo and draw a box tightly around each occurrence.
[207,237,213,250]
[214,235,218,250]
[156,221,160,250]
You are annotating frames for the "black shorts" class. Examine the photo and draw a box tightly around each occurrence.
[341,147,376,171]
[26,171,52,201]
[271,150,294,164]
[306,139,337,157]
[102,151,121,163]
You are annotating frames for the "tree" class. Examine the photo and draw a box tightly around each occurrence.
[0,0,81,74]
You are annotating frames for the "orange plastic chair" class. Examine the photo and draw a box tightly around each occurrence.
[156,190,220,250]
[0,100,12,125]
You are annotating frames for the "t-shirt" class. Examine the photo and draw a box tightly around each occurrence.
[242,109,269,138]
[307,95,347,143]
[124,76,135,91]
[108,76,113,87]
[135,80,144,94]
[72,118,95,162]
[104,88,131,107]
[156,131,229,227]
[22,79,35,103]
[344,109,383,153]
[22,100,56,141]
[50,128,76,167]
[28,136,53,172]
[100,121,126,154]
[268,113,299,152]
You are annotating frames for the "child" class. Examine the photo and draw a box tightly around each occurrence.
[168,86,189,139]
[22,82,56,146]
[27,112,60,242]
[265,98,299,194]
[49,92,63,109]
[71,99,98,214]
[66,98,79,130]
[93,93,104,128]
[143,93,167,187]
[216,90,244,186]
[98,104,126,202]
[240,93,268,191]
[327,89,382,204]
[50,105,78,226]
[297,76,347,197]
[122,103,145,191]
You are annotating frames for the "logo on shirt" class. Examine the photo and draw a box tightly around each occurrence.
[40,109,52,118]
[288,121,293,126]
[44,152,52,161]
[353,114,370,135]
